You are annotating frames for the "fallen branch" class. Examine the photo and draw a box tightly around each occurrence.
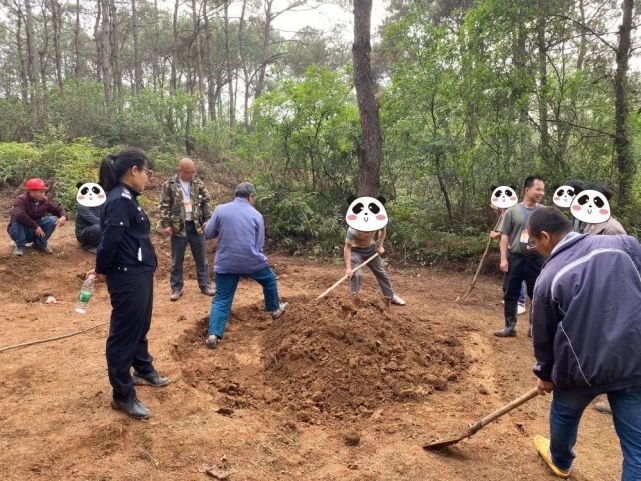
[0,321,110,353]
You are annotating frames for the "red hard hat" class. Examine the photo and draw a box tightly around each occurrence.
[25,178,47,190]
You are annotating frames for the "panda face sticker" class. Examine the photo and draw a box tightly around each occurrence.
[553,185,576,208]
[570,189,611,224]
[77,182,106,207]
[346,196,388,232]
[491,186,518,209]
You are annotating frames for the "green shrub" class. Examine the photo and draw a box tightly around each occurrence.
[0,142,41,185]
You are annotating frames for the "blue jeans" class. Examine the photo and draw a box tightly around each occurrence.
[8,217,57,247]
[208,266,280,338]
[550,386,641,480]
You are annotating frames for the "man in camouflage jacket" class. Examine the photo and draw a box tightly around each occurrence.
[159,158,214,300]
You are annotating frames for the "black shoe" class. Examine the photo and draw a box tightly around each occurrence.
[111,396,150,419]
[494,326,517,337]
[133,370,171,387]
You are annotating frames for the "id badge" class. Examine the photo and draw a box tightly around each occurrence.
[520,229,529,244]
[183,199,193,213]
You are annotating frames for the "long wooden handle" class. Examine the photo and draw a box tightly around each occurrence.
[315,253,379,301]
[456,212,504,303]
[467,387,540,435]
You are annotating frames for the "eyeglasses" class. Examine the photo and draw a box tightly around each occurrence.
[136,166,154,178]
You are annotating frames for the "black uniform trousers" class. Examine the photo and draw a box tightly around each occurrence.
[106,270,155,401]
[503,252,544,302]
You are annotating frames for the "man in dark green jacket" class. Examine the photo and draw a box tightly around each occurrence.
[159,158,214,300]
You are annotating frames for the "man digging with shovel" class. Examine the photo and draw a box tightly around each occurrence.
[343,196,405,306]
[528,207,641,480]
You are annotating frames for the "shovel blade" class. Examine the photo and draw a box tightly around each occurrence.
[422,432,469,450]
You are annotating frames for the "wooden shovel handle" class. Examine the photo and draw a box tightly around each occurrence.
[315,252,379,301]
[467,387,540,435]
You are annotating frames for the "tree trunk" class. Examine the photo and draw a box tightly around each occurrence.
[238,0,250,129]
[94,0,102,83]
[51,0,64,95]
[352,0,382,197]
[16,8,29,103]
[38,4,50,93]
[75,0,82,81]
[171,0,179,92]
[203,0,216,121]
[255,0,273,100]
[131,0,143,93]
[224,0,235,127]
[24,0,39,105]
[109,0,121,101]
[536,2,550,170]
[152,0,160,92]
[615,0,634,210]
[100,0,113,106]
[191,0,206,126]
[435,153,453,221]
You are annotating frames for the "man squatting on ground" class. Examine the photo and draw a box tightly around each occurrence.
[7,178,67,256]
[528,207,641,480]
[159,157,215,300]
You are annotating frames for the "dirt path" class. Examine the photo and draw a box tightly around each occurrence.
[0,217,621,480]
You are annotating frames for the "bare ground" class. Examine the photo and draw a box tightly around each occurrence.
[0,190,621,481]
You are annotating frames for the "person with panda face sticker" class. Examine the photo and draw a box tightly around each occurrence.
[578,183,626,236]
[75,181,106,254]
[344,196,405,305]
[494,175,545,338]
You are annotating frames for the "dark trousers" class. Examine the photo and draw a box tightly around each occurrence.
[504,253,543,302]
[76,224,102,248]
[504,252,543,323]
[106,271,155,401]
[170,221,211,291]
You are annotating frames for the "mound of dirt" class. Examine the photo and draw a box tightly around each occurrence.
[261,294,468,420]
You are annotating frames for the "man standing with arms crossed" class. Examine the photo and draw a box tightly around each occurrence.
[495,175,545,337]
[159,157,215,300]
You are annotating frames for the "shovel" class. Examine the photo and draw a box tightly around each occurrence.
[423,387,539,450]
[315,253,379,301]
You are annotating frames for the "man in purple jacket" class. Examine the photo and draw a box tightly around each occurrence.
[528,206,641,480]
[203,182,288,348]
[7,178,68,256]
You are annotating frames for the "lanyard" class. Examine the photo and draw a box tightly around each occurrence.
[180,181,191,199]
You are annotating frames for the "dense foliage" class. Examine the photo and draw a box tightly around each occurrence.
[1,0,640,260]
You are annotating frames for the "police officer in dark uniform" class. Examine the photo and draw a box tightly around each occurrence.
[94,148,170,420]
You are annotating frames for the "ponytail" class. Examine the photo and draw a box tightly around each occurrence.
[98,148,152,192]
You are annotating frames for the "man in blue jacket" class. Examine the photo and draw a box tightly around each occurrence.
[203,182,288,348]
[528,206,641,480]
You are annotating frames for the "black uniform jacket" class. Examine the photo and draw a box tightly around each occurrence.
[96,183,157,275]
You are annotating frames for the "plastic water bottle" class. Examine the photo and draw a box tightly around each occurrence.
[75,274,96,314]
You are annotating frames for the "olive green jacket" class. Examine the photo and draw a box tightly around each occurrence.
[158,175,213,236]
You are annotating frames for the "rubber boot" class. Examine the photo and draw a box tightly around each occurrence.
[494,299,518,337]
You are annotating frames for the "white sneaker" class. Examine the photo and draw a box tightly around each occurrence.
[517,303,526,315]
[270,302,288,319]
[391,294,406,306]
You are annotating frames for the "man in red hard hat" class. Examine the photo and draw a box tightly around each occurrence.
[7,178,68,256]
